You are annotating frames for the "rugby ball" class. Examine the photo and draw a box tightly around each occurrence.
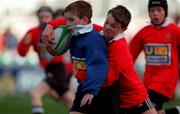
[46,25,72,56]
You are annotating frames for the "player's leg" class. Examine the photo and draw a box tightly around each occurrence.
[45,62,74,109]
[89,81,119,114]
[142,108,157,114]
[42,77,74,111]
[70,85,95,114]
[47,89,61,101]
[62,73,74,109]
[119,98,157,114]
[164,106,180,114]
[148,90,169,114]
[62,89,74,109]
[70,112,85,114]
[141,98,157,114]
[47,83,74,109]
[30,81,51,114]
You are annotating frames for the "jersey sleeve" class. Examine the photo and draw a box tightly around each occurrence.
[48,18,66,29]
[81,37,108,96]
[103,63,118,87]
[129,31,144,63]
[17,30,33,56]
[176,26,180,46]
[92,24,103,32]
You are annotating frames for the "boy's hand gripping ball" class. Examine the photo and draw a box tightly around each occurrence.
[46,25,72,56]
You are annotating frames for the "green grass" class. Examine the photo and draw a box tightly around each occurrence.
[0,95,68,114]
[0,95,180,114]
[164,97,180,109]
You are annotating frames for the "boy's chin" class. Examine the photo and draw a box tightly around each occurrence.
[104,36,113,41]
[152,21,164,26]
[104,33,111,38]
[152,19,164,26]
[153,21,161,25]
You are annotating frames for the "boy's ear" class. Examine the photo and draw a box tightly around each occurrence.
[123,27,127,31]
[82,16,89,24]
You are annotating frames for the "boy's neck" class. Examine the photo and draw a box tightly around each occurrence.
[71,22,93,36]
[107,32,125,43]
[151,18,169,28]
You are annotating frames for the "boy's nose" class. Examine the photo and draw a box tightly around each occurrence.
[105,24,111,30]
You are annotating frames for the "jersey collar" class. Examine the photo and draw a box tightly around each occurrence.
[99,31,125,43]
[71,22,93,36]
[149,19,171,28]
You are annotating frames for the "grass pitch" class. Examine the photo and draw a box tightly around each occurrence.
[0,95,180,114]
[0,95,68,114]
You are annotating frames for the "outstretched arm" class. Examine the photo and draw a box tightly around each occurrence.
[17,31,33,56]
[129,32,143,63]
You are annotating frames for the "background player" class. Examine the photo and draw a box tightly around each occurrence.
[129,0,180,114]
[17,6,74,114]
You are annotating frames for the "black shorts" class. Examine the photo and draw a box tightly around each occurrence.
[70,81,119,114]
[44,62,70,96]
[119,98,154,114]
[148,90,169,110]
[89,81,119,114]
[70,85,92,113]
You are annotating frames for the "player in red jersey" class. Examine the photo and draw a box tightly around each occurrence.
[99,5,157,114]
[17,6,74,114]
[129,0,180,114]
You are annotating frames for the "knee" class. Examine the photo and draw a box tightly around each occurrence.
[30,89,42,99]
[64,90,74,102]
[63,90,74,108]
